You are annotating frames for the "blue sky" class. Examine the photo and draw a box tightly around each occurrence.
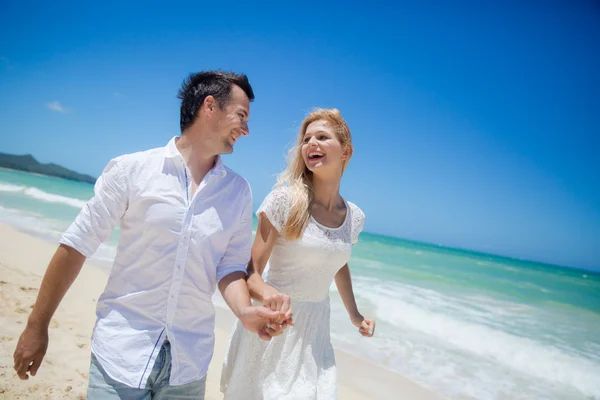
[1,1,599,270]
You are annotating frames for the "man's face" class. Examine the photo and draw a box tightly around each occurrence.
[211,84,250,154]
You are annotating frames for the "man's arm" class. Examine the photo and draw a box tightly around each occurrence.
[218,272,280,341]
[215,186,287,338]
[13,158,129,380]
[13,244,86,379]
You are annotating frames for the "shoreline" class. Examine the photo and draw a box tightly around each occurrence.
[2,166,593,274]
[0,223,444,399]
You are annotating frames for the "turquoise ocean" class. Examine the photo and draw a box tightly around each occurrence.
[1,168,599,400]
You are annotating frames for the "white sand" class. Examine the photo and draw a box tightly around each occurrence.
[0,224,443,399]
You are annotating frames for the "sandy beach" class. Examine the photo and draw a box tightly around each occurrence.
[0,223,443,399]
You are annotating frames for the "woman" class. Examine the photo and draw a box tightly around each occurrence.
[221,108,375,399]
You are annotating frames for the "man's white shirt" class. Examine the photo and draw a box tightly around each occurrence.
[60,137,252,387]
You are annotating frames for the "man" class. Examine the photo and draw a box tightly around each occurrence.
[13,70,288,398]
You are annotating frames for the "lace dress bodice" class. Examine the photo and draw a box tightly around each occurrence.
[258,186,365,302]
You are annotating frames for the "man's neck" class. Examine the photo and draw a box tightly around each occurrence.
[175,134,217,184]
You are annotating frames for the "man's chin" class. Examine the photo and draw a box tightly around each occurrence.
[221,143,234,155]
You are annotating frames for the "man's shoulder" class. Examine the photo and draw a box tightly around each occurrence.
[112,146,164,166]
[103,148,164,180]
[222,165,251,191]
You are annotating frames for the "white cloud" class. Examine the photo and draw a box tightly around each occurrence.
[46,100,71,114]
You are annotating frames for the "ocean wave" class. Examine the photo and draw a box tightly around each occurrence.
[0,204,118,269]
[24,187,87,208]
[0,183,25,192]
[355,280,600,398]
[0,182,87,208]
[0,205,69,242]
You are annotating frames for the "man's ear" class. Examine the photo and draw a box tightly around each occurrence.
[203,95,216,116]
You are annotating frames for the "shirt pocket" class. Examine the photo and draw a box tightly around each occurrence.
[194,207,223,236]
[191,206,229,255]
[140,201,184,258]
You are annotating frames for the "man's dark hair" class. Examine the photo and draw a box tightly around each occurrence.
[177,70,255,133]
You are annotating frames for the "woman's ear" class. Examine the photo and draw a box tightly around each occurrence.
[342,145,353,161]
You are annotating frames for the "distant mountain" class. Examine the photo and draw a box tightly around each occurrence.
[0,153,96,184]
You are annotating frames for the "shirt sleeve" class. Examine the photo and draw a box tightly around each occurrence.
[255,186,290,233]
[59,158,129,258]
[216,184,253,281]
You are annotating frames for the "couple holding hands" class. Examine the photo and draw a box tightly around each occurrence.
[14,70,375,399]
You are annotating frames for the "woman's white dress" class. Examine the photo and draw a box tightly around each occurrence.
[220,186,365,400]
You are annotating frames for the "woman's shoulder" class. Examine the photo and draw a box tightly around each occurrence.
[345,200,366,242]
[262,185,292,207]
[269,185,291,198]
[256,186,293,232]
[345,200,365,221]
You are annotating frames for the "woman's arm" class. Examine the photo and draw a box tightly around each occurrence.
[246,212,293,330]
[334,263,375,337]
[247,213,279,301]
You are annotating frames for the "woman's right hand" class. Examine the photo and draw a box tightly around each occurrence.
[262,291,294,336]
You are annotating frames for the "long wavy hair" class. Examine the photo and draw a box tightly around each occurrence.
[276,108,353,240]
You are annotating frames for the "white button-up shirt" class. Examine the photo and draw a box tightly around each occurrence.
[60,137,252,387]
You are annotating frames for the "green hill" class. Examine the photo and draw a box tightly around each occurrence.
[0,153,96,184]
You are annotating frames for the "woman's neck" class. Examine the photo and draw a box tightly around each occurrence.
[311,174,343,211]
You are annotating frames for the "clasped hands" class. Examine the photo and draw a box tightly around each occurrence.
[259,292,294,340]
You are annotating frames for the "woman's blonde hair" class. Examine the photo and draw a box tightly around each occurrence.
[276,108,353,240]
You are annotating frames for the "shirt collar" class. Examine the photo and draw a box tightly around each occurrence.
[164,137,227,178]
